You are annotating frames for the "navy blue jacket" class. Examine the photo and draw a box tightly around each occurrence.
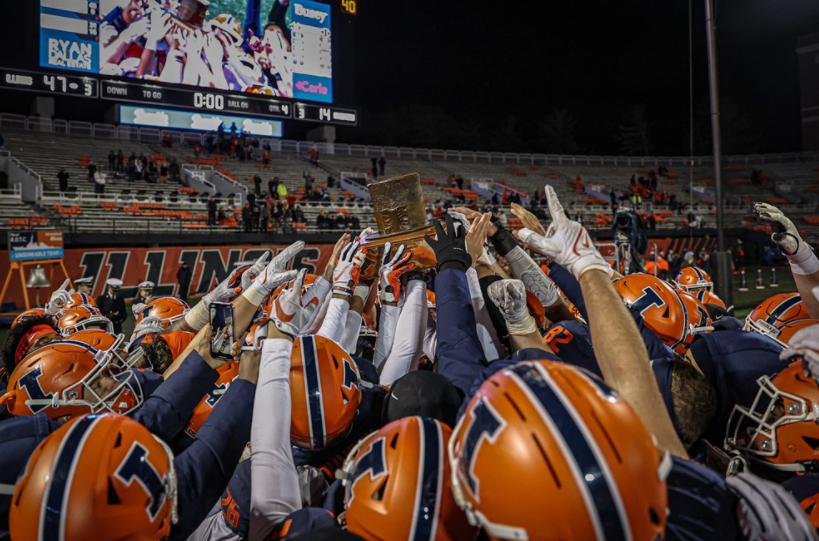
[689,330,787,446]
[0,351,219,536]
[434,268,490,396]
[546,262,588,321]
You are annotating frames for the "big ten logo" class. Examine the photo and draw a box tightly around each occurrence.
[48,38,93,70]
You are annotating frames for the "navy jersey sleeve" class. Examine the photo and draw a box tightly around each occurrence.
[131,368,164,398]
[0,414,57,534]
[546,262,588,321]
[457,361,515,421]
[218,459,252,539]
[665,456,739,541]
[782,474,819,534]
[543,320,602,377]
[268,508,337,540]
[169,379,256,540]
[130,351,219,443]
[434,269,489,396]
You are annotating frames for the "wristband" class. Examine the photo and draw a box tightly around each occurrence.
[332,285,354,298]
[787,245,819,275]
[506,314,538,336]
[241,282,268,306]
[184,301,209,330]
[489,226,519,257]
[353,283,370,303]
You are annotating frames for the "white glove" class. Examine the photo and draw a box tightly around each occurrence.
[144,6,170,51]
[488,279,538,335]
[132,302,146,318]
[379,242,414,305]
[130,316,164,344]
[754,202,818,275]
[726,473,816,541]
[781,324,819,387]
[45,279,73,316]
[120,16,151,44]
[270,269,320,337]
[242,241,305,305]
[240,252,271,292]
[518,185,611,280]
[332,241,367,298]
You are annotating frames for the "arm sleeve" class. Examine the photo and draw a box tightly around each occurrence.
[373,304,400,370]
[168,379,256,541]
[130,351,219,442]
[546,261,589,321]
[466,268,506,361]
[340,311,363,354]
[249,339,301,540]
[505,247,560,308]
[435,269,489,396]
[380,280,428,386]
[305,290,333,336]
[316,298,350,344]
[423,314,437,361]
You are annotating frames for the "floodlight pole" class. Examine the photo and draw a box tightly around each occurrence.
[704,0,733,307]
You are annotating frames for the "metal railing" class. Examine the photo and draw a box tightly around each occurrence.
[3,112,818,169]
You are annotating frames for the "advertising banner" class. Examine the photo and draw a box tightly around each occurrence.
[0,243,332,307]
[9,231,65,262]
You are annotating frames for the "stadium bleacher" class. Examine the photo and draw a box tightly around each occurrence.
[2,114,818,240]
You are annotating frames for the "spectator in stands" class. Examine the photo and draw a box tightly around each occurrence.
[327,175,335,189]
[334,212,347,229]
[159,162,169,184]
[272,201,283,224]
[252,202,260,231]
[379,156,386,176]
[276,181,287,200]
[491,193,499,205]
[57,168,69,192]
[242,201,253,233]
[293,205,305,224]
[115,149,123,172]
[317,211,329,229]
[87,160,97,183]
[370,157,378,178]
[176,262,191,302]
[259,200,269,233]
[135,157,143,181]
[254,174,263,196]
[93,170,106,196]
[126,158,136,182]
[108,151,116,171]
[170,159,181,184]
[207,196,217,226]
[96,278,126,335]
[309,144,318,165]
[268,176,278,198]
[262,148,271,166]
[247,190,256,209]
[304,172,313,192]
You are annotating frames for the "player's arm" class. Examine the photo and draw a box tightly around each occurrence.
[317,241,366,343]
[380,279,428,386]
[519,186,687,457]
[487,279,555,355]
[249,329,301,539]
[425,214,492,395]
[755,203,819,319]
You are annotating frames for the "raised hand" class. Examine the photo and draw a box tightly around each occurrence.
[425,213,472,273]
[379,243,415,305]
[271,241,306,272]
[270,269,320,337]
[518,185,610,280]
[242,241,305,305]
[332,241,367,298]
[45,279,74,316]
[487,279,537,335]
[241,251,271,292]
[511,203,546,236]
[754,203,805,256]
[465,213,492,267]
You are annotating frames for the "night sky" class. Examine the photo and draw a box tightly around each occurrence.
[1,0,817,154]
[346,0,819,154]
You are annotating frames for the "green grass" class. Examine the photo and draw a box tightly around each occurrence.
[731,265,795,319]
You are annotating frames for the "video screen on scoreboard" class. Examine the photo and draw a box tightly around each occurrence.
[39,0,333,103]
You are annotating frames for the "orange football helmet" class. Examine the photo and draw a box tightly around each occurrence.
[184,361,239,439]
[136,297,190,329]
[58,304,113,336]
[745,293,815,348]
[10,413,177,541]
[674,267,713,293]
[65,291,97,310]
[449,361,669,541]
[692,289,726,310]
[615,273,712,354]
[69,329,130,367]
[0,341,142,420]
[11,308,47,328]
[290,335,361,449]
[341,416,478,541]
[725,361,819,473]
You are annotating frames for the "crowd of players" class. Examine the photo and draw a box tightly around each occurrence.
[102,0,296,97]
[0,189,818,540]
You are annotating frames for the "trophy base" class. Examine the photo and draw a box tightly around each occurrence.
[360,224,437,270]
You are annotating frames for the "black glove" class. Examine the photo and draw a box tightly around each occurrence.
[488,220,519,257]
[425,213,472,273]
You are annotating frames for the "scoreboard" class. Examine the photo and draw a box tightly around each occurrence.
[4,0,359,127]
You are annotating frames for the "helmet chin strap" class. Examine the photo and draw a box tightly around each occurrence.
[0,483,15,495]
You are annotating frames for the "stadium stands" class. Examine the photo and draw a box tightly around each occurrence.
[1,113,818,238]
